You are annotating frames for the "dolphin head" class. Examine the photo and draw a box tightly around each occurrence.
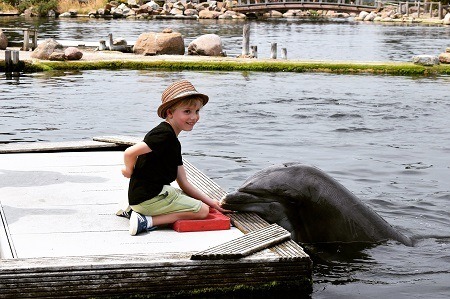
[221,189,302,240]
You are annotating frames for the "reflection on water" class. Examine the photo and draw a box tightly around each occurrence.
[1,68,450,298]
[1,16,450,60]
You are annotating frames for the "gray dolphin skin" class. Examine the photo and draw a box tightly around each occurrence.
[221,162,412,246]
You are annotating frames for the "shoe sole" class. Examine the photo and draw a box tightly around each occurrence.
[129,212,138,236]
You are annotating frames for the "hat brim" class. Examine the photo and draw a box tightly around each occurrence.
[157,91,209,118]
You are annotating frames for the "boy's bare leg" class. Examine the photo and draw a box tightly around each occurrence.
[151,203,209,226]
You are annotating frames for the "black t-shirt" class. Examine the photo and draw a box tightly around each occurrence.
[128,122,183,205]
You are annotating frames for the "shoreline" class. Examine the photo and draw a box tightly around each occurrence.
[1,49,450,76]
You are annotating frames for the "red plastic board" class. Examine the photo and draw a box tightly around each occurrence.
[172,208,230,232]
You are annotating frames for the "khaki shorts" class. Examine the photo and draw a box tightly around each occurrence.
[130,185,202,216]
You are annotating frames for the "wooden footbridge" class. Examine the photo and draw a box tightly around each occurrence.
[232,0,381,14]
[231,0,449,19]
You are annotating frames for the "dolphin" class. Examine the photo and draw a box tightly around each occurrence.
[221,162,413,246]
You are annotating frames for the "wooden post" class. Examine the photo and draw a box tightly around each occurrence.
[5,50,12,72]
[242,24,250,57]
[417,2,420,18]
[4,50,20,72]
[12,50,19,67]
[438,2,442,19]
[32,29,37,50]
[405,2,409,16]
[270,43,277,59]
[281,48,287,60]
[23,29,30,51]
[250,45,258,58]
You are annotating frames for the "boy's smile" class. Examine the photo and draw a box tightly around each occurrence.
[167,102,203,136]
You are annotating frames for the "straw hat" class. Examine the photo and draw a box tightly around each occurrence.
[157,80,209,118]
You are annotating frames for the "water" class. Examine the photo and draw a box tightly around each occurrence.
[1,16,450,60]
[1,16,450,298]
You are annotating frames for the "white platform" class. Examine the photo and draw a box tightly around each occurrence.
[0,151,241,259]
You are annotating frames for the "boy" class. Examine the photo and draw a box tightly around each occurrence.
[121,80,229,236]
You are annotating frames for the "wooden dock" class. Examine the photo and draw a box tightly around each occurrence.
[0,138,312,298]
[0,27,38,51]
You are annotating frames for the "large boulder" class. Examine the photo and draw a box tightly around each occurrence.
[0,30,8,50]
[412,55,440,66]
[133,29,185,55]
[438,52,450,64]
[443,13,450,25]
[31,38,64,60]
[188,34,224,56]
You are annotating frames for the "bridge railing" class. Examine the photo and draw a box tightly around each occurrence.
[235,0,378,8]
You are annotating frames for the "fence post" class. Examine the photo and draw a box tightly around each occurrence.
[270,43,277,59]
[250,45,258,58]
[281,48,287,60]
[5,49,12,72]
[242,24,250,57]
[12,50,19,68]
[23,29,30,51]
[438,2,442,19]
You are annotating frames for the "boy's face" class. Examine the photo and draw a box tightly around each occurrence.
[167,100,203,135]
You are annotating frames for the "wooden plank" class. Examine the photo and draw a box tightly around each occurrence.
[191,223,291,260]
[0,202,16,259]
[0,253,312,298]
[0,140,123,154]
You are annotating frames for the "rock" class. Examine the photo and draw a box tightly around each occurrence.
[59,12,72,17]
[162,3,172,13]
[0,30,8,50]
[443,13,450,25]
[188,34,224,56]
[112,8,124,18]
[184,8,198,16]
[146,0,160,10]
[438,52,450,64]
[446,47,450,53]
[64,47,83,60]
[47,9,57,18]
[357,11,369,20]
[170,8,184,15]
[31,38,64,60]
[219,10,236,19]
[263,10,283,18]
[136,4,153,14]
[363,12,377,21]
[185,1,195,9]
[198,9,221,19]
[23,8,36,17]
[49,51,66,61]
[133,30,185,55]
[172,1,185,10]
[412,55,440,66]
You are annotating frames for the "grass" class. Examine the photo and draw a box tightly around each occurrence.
[0,2,17,12]
[17,58,450,76]
[57,0,108,14]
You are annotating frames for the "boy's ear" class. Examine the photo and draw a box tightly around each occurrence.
[166,108,173,118]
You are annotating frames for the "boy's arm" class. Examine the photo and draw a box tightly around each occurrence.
[176,165,231,213]
[121,142,151,178]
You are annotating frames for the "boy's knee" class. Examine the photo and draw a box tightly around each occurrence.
[197,204,209,219]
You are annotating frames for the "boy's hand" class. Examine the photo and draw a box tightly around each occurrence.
[211,201,233,214]
[121,167,133,178]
